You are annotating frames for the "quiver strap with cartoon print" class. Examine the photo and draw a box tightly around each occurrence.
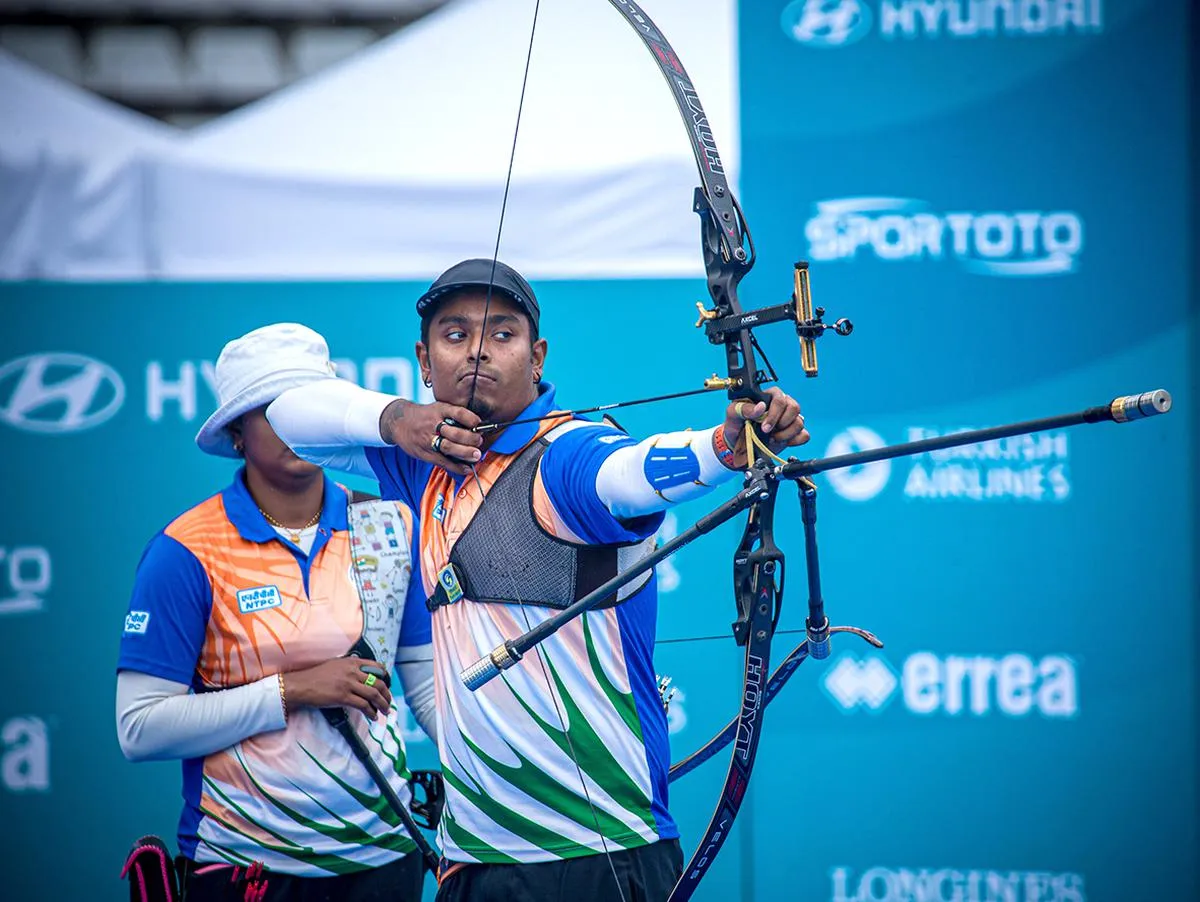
[345,490,413,680]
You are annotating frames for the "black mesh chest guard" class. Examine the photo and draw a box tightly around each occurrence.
[427,430,655,611]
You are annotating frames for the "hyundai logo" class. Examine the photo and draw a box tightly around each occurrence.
[781,0,873,47]
[0,353,125,434]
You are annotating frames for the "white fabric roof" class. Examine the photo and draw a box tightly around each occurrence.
[0,51,179,278]
[184,0,738,184]
[0,50,178,166]
[0,0,740,280]
[156,0,739,279]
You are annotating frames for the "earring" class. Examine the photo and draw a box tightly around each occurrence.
[422,376,432,387]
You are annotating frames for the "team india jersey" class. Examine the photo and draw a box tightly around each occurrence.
[365,385,678,864]
[118,472,430,875]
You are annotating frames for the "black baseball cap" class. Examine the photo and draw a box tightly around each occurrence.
[415,258,540,329]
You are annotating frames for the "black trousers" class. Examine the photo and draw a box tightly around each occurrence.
[436,838,683,902]
[180,852,424,902]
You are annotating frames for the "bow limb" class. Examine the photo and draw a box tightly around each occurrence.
[606,1,746,262]
[603,1,771,411]
[667,481,781,901]
[668,639,810,785]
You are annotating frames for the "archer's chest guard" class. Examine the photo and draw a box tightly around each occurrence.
[427,432,656,612]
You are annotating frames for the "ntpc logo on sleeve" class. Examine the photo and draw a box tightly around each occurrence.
[124,611,151,635]
[236,585,283,614]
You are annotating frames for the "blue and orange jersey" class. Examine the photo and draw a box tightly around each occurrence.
[365,384,678,864]
[118,471,430,875]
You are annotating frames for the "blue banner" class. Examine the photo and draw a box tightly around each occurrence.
[735,1,1194,900]
[0,1,1194,900]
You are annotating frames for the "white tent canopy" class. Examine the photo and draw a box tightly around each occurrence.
[0,50,178,166]
[1,0,739,280]
[0,51,180,278]
[156,0,740,279]
[182,0,738,184]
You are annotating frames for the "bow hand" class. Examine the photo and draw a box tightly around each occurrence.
[723,387,810,467]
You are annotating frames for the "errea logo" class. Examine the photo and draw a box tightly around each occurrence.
[2,717,49,792]
[823,651,1078,717]
[236,585,283,614]
[823,655,899,710]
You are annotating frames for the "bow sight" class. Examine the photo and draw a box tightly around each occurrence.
[695,261,854,380]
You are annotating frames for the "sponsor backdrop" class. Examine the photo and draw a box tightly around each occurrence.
[0,2,1195,900]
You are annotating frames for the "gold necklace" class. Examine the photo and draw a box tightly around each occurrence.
[258,506,321,544]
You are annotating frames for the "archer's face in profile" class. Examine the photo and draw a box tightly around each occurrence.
[417,290,548,425]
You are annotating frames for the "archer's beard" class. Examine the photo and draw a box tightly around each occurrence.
[466,397,495,422]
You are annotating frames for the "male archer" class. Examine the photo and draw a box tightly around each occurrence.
[266,258,809,902]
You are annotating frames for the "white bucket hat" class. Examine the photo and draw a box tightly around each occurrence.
[195,323,337,458]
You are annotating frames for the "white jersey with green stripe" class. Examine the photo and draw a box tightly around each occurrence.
[404,412,679,864]
[434,604,674,862]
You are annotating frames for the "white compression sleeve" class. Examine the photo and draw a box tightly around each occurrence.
[116,670,286,762]
[595,426,740,520]
[266,379,397,478]
[396,644,437,743]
